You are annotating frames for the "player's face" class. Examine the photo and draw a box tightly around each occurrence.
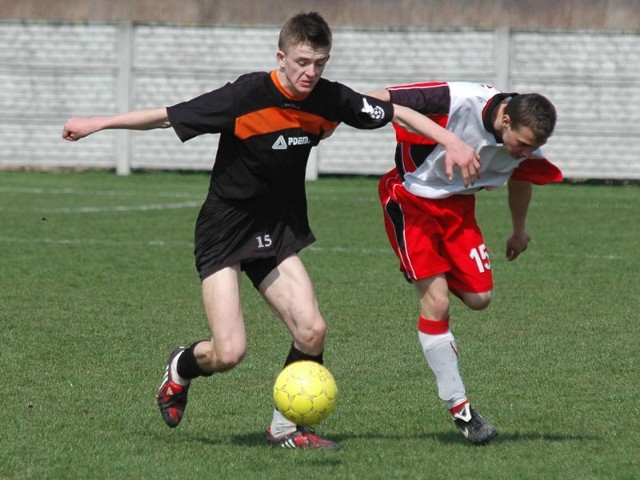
[277,42,330,96]
[502,123,543,159]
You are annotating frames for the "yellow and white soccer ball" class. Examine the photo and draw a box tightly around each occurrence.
[273,361,338,426]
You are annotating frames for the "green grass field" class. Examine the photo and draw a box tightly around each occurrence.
[1,171,638,479]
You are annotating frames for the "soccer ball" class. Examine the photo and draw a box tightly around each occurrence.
[273,361,338,426]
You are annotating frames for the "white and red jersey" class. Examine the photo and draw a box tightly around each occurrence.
[387,81,562,199]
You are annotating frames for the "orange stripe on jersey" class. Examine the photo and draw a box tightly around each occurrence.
[235,107,339,140]
[270,69,307,101]
[392,114,449,145]
[234,71,338,139]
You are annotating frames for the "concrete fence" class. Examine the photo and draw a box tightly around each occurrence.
[1,20,639,180]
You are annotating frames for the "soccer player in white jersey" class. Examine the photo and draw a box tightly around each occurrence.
[368,82,561,444]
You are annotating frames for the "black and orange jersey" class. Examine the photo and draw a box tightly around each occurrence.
[167,70,394,199]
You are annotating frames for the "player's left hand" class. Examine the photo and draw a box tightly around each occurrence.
[506,232,530,261]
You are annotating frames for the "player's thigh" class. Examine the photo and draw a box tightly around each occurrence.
[201,265,247,349]
[380,188,450,281]
[259,255,324,336]
[444,202,493,297]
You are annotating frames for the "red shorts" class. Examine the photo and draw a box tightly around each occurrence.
[378,170,493,293]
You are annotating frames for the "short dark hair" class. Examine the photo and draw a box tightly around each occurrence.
[278,12,332,53]
[505,93,557,144]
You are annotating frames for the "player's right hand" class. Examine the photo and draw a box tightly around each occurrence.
[62,117,94,141]
[444,139,481,187]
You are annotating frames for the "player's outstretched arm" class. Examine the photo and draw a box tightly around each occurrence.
[367,89,480,186]
[505,178,532,261]
[62,108,171,141]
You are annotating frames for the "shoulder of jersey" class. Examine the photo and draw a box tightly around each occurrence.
[449,82,501,97]
[233,71,271,85]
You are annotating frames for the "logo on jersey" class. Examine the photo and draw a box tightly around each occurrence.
[361,98,385,122]
[272,135,311,150]
[272,136,288,150]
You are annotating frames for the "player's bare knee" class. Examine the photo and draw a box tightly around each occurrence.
[217,350,246,371]
[211,342,246,371]
[463,291,493,310]
[421,294,450,318]
[295,321,326,352]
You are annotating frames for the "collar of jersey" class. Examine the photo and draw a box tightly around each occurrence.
[482,92,518,142]
[271,70,310,101]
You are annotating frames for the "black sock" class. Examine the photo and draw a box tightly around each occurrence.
[177,341,214,379]
[284,343,324,367]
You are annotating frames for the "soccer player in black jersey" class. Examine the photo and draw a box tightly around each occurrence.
[62,12,480,450]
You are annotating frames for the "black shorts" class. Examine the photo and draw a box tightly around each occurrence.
[194,194,315,289]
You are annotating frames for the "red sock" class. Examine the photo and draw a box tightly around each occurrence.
[449,399,469,416]
[417,316,450,335]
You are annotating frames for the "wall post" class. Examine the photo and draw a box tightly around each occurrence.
[115,20,133,175]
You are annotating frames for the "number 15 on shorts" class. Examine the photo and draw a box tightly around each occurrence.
[469,244,490,273]
[256,234,273,249]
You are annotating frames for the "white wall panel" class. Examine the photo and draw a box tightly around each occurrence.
[1,21,639,180]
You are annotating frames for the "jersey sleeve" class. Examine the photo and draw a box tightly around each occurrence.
[388,81,450,114]
[388,82,451,145]
[511,157,563,184]
[327,81,394,130]
[167,83,236,142]
[355,94,395,129]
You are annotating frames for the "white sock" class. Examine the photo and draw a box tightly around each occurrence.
[419,330,467,409]
[269,409,297,438]
[170,351,190,387]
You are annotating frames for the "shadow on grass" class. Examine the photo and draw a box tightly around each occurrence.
[230,429,597,448]
[145,428,225,446]
[430,430,598,445]
[145,427,595,449]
